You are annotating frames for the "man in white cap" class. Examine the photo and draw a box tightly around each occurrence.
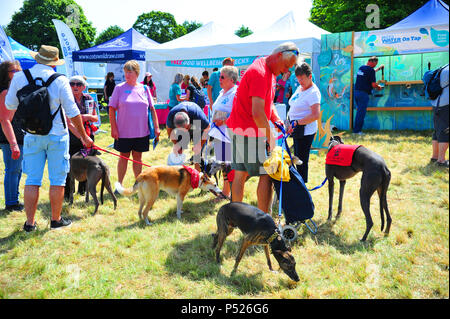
[5,45,93,232]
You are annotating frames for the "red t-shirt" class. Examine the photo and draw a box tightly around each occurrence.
[226,57,277,137]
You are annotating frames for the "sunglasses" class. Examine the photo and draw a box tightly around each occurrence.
[70,82,84,87]
[283,50,299,56]
[8,69,19,73]
[220,75,227,80]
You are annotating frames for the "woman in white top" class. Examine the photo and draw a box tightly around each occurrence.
[208,65,238,198]
[287,63,321,183]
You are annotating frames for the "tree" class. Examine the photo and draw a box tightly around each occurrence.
[182,21,203,34]
[310,0,442,33]
[7,0,96,50]
[235,25,253,38]
[133,11,186,44]
[95,25,124,46]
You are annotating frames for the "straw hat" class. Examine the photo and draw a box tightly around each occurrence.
[29,45,65,66]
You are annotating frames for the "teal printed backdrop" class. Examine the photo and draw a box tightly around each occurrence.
[319,31,449,131]
[353,51,448,130]
[318,32,353,130]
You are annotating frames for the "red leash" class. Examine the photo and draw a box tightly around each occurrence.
[92,144,152,168]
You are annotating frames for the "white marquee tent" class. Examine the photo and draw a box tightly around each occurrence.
[146,11,329,102]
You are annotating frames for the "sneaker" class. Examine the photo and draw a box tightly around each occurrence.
[6,203,24,212]
[23,221,36,233]
[50,217,72,230]
[114,189,121,197]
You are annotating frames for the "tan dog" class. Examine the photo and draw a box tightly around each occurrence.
[115,165,227,225]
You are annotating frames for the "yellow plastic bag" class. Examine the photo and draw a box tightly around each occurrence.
[263,146,293,181]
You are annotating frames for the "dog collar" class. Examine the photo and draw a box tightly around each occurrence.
[267,231,279,244]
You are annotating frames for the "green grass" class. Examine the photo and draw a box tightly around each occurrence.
[0,112,448,299]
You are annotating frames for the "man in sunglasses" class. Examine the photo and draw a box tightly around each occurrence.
[226,42,299,214]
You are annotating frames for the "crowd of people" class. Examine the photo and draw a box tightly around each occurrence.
[0,40,448,232]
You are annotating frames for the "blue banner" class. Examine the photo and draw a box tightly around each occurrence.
[166,56,260,68]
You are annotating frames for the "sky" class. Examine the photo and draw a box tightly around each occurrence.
[1,0,314,35]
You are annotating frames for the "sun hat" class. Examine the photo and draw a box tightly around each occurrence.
[29,45,65,66]
[69,75,88,87]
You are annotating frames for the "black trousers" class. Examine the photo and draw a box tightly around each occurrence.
[292,133,316,184]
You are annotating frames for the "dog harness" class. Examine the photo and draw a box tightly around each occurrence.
[326,144,362,167]
[182,165,200,189]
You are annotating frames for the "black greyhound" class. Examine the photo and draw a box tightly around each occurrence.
[213,202,299,281]
[69,150,117,214]
[326,136,392,241]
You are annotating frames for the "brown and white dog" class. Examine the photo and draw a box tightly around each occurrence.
[115,165,227,225]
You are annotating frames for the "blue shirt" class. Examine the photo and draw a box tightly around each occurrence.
[208,71,221,103]
[166,101,210,132]
[169,83,182,108]
[355,65,376,95]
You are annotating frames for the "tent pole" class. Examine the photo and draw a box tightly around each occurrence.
[349,31,355,131]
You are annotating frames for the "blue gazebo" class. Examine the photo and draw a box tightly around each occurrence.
[72,28,159,63]
[9,37,36,70]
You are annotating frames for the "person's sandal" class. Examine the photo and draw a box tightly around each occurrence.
[430,158,438,163]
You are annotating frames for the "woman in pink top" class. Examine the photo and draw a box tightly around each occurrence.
[109,60,160,188]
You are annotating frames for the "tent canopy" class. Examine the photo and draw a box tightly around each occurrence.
[145,14,327,62]
[73,28,159,63]
[387,0,449,30]
[243,11,329,43]
[156,21,241,50]
[9,36,36,70]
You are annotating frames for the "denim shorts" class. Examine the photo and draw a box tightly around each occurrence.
[22,134,70,186]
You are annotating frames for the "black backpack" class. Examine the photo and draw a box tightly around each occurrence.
[15,69,66,135]
[192,87,207,108]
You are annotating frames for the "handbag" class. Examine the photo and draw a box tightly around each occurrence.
[144,85,156,140]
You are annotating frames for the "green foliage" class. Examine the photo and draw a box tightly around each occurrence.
[133,11,186,44]
[310,0,443,33]
[94,25,124,46]
[235,25,253,38]
[7,0,96,51]
[181,21,203,34]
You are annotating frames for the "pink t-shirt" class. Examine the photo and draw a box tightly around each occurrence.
[109,82,154,138]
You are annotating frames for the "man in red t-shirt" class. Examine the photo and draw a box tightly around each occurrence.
[226,42,299,213]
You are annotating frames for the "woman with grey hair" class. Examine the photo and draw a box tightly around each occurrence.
[208,65,239,199]
[169,73,187,108]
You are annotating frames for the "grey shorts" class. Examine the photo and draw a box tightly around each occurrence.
[229,130,268,176]
[432,105,449,143]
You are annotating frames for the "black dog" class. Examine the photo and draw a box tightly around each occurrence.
[326,136,392,241]
[69,150,117,214]
[213,202,299,281]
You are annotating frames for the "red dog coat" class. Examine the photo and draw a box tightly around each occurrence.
[326,144,362,167]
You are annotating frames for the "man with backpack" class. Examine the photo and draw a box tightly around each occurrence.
[5,45,94,232]
[426,64,449,168]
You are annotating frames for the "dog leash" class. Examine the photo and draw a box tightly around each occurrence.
[91,144,153,168]
[275,122,328,192]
